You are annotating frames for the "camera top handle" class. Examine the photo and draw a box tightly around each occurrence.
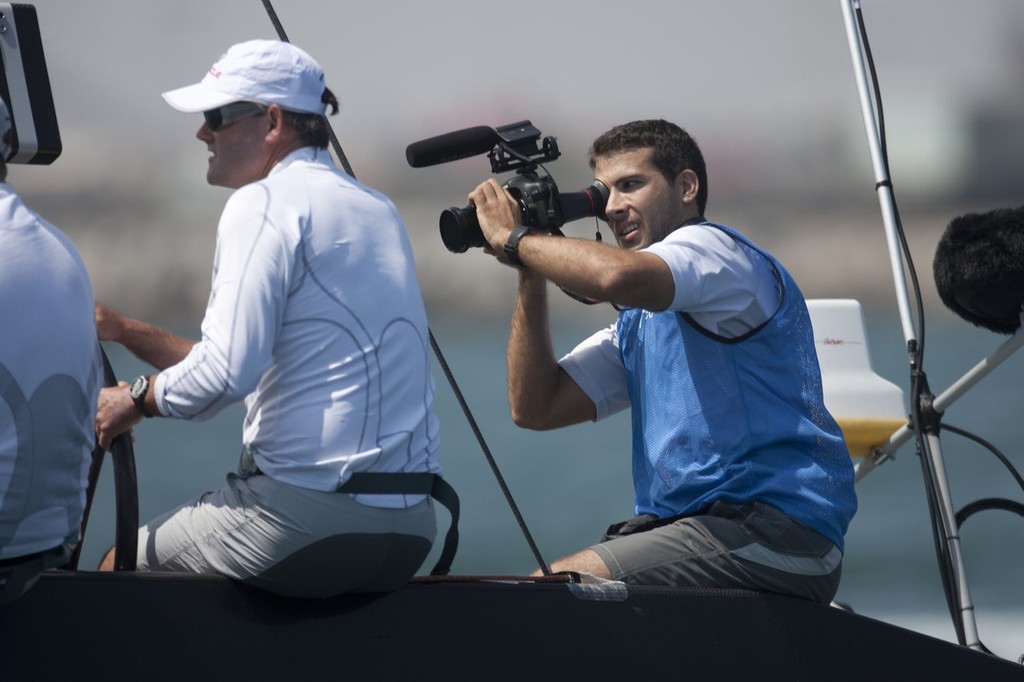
[487,121,561,173]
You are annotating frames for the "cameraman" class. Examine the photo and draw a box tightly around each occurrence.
[469,119,856,603]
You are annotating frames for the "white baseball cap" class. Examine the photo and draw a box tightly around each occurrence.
[161,39,327,114]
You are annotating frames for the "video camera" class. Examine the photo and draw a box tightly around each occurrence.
[405,121,608,253]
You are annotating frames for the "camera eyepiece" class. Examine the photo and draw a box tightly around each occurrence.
[559,179,609,224]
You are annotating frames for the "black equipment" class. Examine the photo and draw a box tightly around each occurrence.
[405,125,502,168]
[934,207,1024,334]
[0,4,61,163]
[406,121,609,253]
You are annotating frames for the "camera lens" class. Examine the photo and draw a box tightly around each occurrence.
[439,206,485,253]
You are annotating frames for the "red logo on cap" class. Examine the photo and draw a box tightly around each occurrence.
[209,66,222,79]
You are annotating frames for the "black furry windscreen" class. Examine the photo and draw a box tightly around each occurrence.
[933,207,1024,334]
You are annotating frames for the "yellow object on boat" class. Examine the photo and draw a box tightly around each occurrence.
[834,417,907,457]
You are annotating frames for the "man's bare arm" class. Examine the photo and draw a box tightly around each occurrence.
[95,303,195,370]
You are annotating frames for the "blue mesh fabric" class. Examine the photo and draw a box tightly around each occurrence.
[616,223,857,550]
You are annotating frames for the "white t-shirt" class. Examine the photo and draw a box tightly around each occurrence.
[559,223,781,421]
[0,183,100,560]
[154,148,441,503]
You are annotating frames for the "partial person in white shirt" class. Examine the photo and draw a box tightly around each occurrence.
[0,96,102,604]
[94,40,443,598]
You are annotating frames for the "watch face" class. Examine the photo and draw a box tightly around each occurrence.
[129,376,148,399]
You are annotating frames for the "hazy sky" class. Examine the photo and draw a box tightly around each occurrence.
[18,0,1023,195]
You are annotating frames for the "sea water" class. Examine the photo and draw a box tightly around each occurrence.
[76,309,1024,661]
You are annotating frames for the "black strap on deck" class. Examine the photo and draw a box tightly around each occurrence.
[337,473,460,576]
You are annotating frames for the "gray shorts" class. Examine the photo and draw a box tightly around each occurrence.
[136,472,436,598]
[590,501,842,603]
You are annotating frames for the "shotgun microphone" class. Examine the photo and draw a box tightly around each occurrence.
[934,206,1024,334]
[405,126,501,168]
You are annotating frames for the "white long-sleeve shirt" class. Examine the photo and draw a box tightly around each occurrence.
[154,148,440,503]
[0,183,100,559]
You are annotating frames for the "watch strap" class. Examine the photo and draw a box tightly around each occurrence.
[503,225,532,267]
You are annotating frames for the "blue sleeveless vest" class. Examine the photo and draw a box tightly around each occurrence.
[616,223,856,550]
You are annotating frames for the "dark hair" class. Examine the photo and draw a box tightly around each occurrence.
[282,86,339,149]
[588,119,708,214]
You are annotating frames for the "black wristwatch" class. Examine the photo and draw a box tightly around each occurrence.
[129,375,154,418]
[503,225,532,268]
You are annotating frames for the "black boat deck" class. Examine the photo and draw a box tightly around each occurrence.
[2,572,1021,681]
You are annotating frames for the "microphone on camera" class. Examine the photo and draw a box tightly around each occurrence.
[934,206,1024,334]
[405,126,501,168]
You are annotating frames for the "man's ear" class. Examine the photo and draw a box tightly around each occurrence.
[677,169,699,205]
[265,104,285,138]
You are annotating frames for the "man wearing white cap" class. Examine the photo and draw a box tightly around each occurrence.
[94,40,443,598]
[0,97,102,603]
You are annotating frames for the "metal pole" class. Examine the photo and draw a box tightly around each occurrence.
[840,0,916,345]
[839,0,981,649]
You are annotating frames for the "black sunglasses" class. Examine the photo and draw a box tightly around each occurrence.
[203,101,267,131]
